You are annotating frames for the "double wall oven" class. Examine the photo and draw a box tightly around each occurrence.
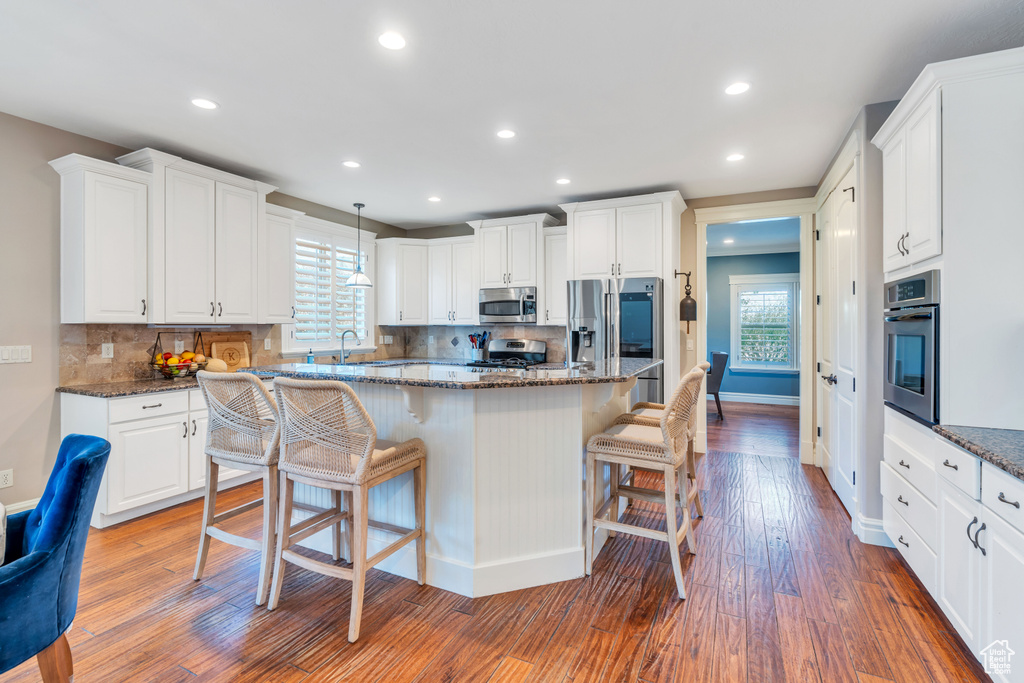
[883,270,940,424]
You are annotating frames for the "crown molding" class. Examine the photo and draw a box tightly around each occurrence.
[116,147,278,193]
[467,213,558,231]
[266,203,306,219]
[560,190,685,215]
[693,197,816,225]
[49,153,151,183]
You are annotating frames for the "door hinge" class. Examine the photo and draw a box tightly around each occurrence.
[852,281,856,295]
[853,378,856,392]
[816,294,820,305]
[853,471,856,485]
[843,186,855,202]
[815,229,820,241]
[817,426,822,438]
[817,362,821,372]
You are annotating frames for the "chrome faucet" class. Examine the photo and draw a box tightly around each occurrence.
[340,329,359,363]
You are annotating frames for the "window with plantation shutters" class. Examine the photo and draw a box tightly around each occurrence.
[729,273,799,372]
[286,227,374,353]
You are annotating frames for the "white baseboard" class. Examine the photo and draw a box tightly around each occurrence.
[856,514,892,547]
[799,439,814,465]
[5,497,41,515]
[709,392,800,406]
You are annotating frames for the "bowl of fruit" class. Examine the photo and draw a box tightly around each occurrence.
[152,350,207,379]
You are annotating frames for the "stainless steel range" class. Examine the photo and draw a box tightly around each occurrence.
[466,339,547,370]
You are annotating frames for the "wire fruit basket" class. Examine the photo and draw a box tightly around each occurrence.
[150,332,208,379]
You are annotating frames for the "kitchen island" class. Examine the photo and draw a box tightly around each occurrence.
[244,358,661,597]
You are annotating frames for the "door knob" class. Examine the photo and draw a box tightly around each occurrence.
[820,374,837,385]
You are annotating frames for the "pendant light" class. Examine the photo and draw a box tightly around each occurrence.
[345,202,373,288]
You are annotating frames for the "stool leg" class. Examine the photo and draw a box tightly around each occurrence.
[349,485,369,642]
[255,464,278,606]
[663,465,687,599]
[608,462,619,537]
[585,452,596,576]
[194,457,219,581]
[268,472,293,611]
[344,491,355,562]
[688,442,704,518]
[676,464,697,556]
[413,458,426,586]
[331,490,342,562]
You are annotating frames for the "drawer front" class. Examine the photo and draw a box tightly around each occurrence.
[934,436,981,500]
[982,463,1024,535]
[883,434,936,502]
[883,500,937,594]
[109,391,189,424]
[881,461,937,549]
[885,406,935,457]
[190,388,207,413]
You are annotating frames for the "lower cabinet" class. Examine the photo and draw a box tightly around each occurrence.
[979,510,1024,677]
[936,478,983,649]
[106,413,190,514]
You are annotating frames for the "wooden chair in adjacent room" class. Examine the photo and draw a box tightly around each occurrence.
[268,377,427,643]
[585,365,706,599]
[194,371,281,606]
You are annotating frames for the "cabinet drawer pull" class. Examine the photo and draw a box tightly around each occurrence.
[183,421,188,438]
[942,459,959,471]
[210,301,215,317]
[898,459,910,469]
[975,522,987,556]
[291,306,296,319]
[218,302,223,317]
[141,298,147,316]
[998,492,1021,509]
[192,419,197,437]
[967,516,979,549]
[897,495,909,506]
[897,535,909,548]
[142,403,163,409]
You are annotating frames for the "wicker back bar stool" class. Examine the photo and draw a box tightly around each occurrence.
[586,365,706,599]
[193,371,281,606]
[268,377,426,643]
[616,361,710,517]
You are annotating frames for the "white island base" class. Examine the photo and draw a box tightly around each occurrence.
[291,380,636,597]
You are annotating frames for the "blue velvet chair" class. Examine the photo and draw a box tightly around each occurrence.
[0,434,110,682]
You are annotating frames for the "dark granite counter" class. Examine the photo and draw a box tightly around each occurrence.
[241,358,659,390]
[933,425,1024,482]
[56,377,199,398]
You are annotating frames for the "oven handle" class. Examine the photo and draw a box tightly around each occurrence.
[885,310,934,323]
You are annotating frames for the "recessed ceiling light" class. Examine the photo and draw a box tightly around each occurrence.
[378,32,406,50]
[726,153,745,161]
[191,98,219,110]
[556,178,571,185]
[342,160,361,168]
[428,196,441,202]
[496,129,516,139]
[725,82,750,95]
[723,238,735,244]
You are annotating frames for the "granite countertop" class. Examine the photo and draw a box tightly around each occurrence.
[933,425,1024,482]
[56,376,199,398]
[241,358,660,390]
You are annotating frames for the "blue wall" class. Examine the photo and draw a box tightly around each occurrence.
[707,252,800,397]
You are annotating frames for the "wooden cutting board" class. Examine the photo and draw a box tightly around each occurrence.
[210,339,251,371]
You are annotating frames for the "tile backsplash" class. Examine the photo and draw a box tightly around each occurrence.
[401,325,566,364]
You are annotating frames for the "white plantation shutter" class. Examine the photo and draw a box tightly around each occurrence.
[334,246,368,340]
[294,237,333,343]
[729,274,799,371]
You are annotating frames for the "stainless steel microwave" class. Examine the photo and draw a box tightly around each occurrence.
[479,287,537,324]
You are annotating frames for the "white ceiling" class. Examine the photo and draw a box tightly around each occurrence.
[1,2,1022,229]
[707,218,801,256]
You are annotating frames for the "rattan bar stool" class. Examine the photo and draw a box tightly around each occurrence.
[193,371,281,606]
[586,365,706,599]
[267,377,427,643]
[615,361,710,518]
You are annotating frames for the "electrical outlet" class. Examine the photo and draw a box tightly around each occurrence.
[379,335,385,345]
[384,335,393,345]
[174,338,185,355]
[101,343,114,359]
[428,336,435,344]
[0,469,13,489]
[264,338,272,351]
[686,339,695,351]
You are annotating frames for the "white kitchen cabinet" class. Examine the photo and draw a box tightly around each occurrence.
[572,209,617,279]
[427,238,477,325]
[451,240,477,324]
[164,167,217,323]
[468,214,557,290]
[881,134,908,270]
[936,478,982,650]
[259,206,301,324]
[478,225,508,288]
[543,230,568,325]
[565,202,663,280]
[376,240,429,325]
[979,509,1024,681]
[428,242,453,325]
[107,413,190,515]
[214,182,259,323]
[507,223,537,286]
[49,155,150,324]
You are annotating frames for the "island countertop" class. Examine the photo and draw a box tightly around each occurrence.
[240,358,662,390]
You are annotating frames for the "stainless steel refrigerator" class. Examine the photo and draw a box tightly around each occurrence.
[566,277,664,403]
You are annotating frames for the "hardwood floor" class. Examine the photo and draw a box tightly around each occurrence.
[707,401,800,458]
[4,451,988,682]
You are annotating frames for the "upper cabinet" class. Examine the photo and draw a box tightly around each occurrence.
[377,240,429,325]
[542,228,568,326]
[260,205,302,324]
[468,214,557,289]
[116,148,276,324]
[563,200,665,279]
[874,90,942,271]
[49,155,150,324]
[427,238,477,325]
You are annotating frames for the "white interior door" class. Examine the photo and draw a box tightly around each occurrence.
[830,165,858,515]
[214,183,259,323]
[815,199,834,475]
[428,243,453,324]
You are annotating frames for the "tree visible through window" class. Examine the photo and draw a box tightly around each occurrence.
[729,274,799,371]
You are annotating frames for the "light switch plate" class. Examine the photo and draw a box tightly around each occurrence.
[102,343,114,359]
[174,339,185,355]
[428,336,434,344]
[384,335,393,345]
[686,339,695,351]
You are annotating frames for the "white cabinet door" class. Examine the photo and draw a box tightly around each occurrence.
[573,209,616,279]
[165,168,216,323]
[937,480,982,651]
[615,204,661,278]
[904,90,942,264]
[507,222,537,287]
[881,134,909,272]
[259,213,295,324]
[82,172,149,323]
[428,243,453,325]
[980,510,1024,680]
[107,414,189,513]
[544,232,568,325]
[215,183,259,323]
[479,225,508,288]
[398,243,429,324]
[452,240,477,324]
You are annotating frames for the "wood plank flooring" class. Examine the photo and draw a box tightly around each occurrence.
[707,401,800,458]
[3,450,989,682]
